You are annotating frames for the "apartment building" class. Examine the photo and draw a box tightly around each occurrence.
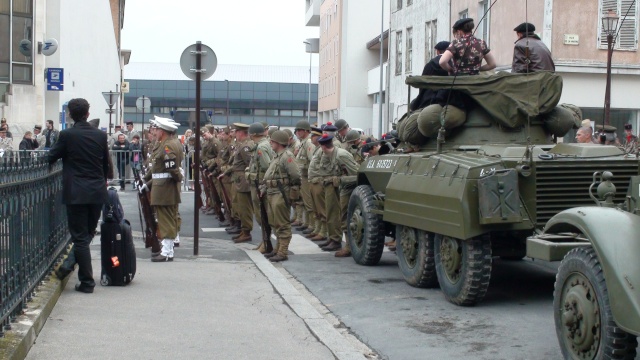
[0,0,125,147]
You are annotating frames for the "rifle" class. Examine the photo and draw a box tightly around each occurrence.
[255,176,273,254]
[214,173,232,222]
[133,169,161,254]
[202,163,224,221]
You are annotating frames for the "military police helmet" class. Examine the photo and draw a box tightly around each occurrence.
[294,120,311,132]
[270,130,289,146]
[248,122,265,136]
[345,129,361,143]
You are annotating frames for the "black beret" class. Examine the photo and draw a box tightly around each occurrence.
[624,123,632,130]
[452,18,474,31]
[318,133,334,145]
[434,41,450,51]
[514,22,535,33]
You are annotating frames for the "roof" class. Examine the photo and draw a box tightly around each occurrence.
[124,62,319,84]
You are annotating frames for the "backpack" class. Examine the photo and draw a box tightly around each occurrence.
[103,187,124,224]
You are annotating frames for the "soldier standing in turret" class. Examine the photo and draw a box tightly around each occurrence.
[141,117,184,262]
[262,130,301,262]
[247,122,274,253]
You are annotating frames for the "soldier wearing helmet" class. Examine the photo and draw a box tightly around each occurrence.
[334,119,350,143]
[293,120,315,233]
[261,130,301,262]
[247,122,274,253]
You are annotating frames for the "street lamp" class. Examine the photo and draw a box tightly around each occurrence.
[602,9,619,132]
[102,90,121,135]
[225,79,229,126]
[303,41,312,123]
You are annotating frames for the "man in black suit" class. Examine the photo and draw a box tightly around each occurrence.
[48,98,109,294]
[409,41,450,111]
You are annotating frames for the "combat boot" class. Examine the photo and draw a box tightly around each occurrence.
[269,254,288,262]
[322,241,341,251]
[317,240,331,247]
[270,238,290,262]
[233,231,252,243]
[304,232,317,239]
[295,224,308,231]
[303,228,314,235]
[291,220,302,227]
[253,242,266,254]
[334,248,351,257]
[227,227,241,235]
[225,219,239,232]
[310,234,326,241]
[219,219,231,227]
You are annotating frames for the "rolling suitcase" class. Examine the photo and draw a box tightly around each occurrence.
[100,187,136,286]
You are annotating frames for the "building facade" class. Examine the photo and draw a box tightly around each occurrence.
[123,63,318,132]
[0,0,124,147]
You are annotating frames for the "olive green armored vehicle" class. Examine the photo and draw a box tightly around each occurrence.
[347,72,640,358]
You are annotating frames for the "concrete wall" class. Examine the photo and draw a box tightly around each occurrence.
[389,0,449,124]
[318,0,341,116]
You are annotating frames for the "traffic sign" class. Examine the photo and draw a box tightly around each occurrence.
[136,96,151,112]
[179,43,217,81]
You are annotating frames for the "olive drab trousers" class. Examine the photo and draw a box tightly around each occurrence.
[301,176,314,229]
[340,192,352,250]
[267,192,291,256]
[155,205,180,239]
[250,184,262,225]
[310,181,327,237]
[324,183,341,243]
[223,179,237,221]
[236,191,253,232]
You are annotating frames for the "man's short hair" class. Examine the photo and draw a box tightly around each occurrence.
[126,121,133,126]
[46,119,54,126]
[67,98,90,122]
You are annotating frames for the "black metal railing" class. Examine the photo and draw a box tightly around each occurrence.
[0,151,69,337]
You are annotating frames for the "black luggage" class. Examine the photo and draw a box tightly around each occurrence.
[100,219,136,286]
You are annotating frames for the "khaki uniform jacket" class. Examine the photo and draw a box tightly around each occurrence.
[203,137,221,172]
[319,147,359,196]
[295,136,314,177]
[512,35,555,73]
[263,148,301,197]
[247,137,273,182]
[144,137,184,206]
[307,145,323,183]
[227,138,254,192]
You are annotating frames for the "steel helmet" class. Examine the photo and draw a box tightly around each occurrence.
[295,120,311,131]
[248,122,265,136]
[344,129,361,143]
[270,130,289,146]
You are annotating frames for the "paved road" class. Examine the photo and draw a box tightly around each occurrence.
[79,188,638,359]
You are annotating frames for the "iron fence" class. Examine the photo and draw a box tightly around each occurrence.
[0,151,68,337]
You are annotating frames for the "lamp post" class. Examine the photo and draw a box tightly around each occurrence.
[102,90,121,135]
[303,41,312,123]
[225,79,229,126]
[602,9,619,130]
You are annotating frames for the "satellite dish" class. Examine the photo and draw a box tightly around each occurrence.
[19,39,32,57]
[42,38,58,56]
[179,42,217,81]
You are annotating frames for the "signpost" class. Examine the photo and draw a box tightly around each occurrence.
[136,95,151,133]
[180,41,217,256]
[46,68,64,91]
[102,90,120,135]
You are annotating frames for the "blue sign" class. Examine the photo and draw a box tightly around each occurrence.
[46,68,63,91]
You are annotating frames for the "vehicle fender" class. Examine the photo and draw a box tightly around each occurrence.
[544,207,640,335]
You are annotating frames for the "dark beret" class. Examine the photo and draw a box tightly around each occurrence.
[434,41,450,51]
[452,18,473,31]
[514,22,535,33]
[624,123,632,130]
[318,133,334,145]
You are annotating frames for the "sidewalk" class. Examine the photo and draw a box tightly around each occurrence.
[8,191,372,360]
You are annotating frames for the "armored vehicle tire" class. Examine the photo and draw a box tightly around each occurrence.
[434,234,492,306]
[396,225,438,288]
[554,247,638,360]
[347,185,385,266]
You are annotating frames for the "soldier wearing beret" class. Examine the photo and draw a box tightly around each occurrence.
[410,41,450,111]
[306,127,328,241]
[247,122,274,252]
[141,117,184,262]
[440,18,496,75]
[623,123,638,152]
[221,123,254,243]
[261,130,301,262]
[512,22,555,73]
[315,133,359,252]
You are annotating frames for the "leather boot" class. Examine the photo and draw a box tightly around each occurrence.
[291,220,302,227]
[322,241,341,251]
[225,220,239,232]
[310,234,326,241]
[264,251,277,258]
[269,254,288,262]
[317,240,331,247]
[232,232,243,240]
[254,242,265,253]
[219,220,231,227]
[270,237,290,262]
[233,231,252,243]
[303,228,314,235]
[304,232,317,239]
[227,227,241,235]
[295,225,308,231]
[334,248,351,257]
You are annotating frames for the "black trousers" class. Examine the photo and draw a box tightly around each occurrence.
[66,204,102,287]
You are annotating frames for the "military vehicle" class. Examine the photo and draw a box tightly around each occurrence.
[347,72,640,357]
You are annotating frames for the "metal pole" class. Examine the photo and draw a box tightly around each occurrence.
[194,41,202,256]
[378,0,384,138]
[604,33,613,127]
[108,92,114,135]
[141,95,145,136]
[225,79,229,126]
[308,52,312,123]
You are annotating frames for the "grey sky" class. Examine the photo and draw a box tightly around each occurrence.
[121,0,319,67]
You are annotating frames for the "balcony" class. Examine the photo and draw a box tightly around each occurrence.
[367,63,387,95]
[305,0,320,27]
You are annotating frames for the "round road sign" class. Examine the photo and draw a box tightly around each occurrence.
[179,42,217,81]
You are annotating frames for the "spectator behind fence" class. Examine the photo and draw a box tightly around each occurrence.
[112,133,130,191]
[44,119,59,149]
[33,125,45,149]
[129,134,142,189]
[48,97,109,294]
[0,126,13,155]
[0,122,12,139]
[19,131,35,150]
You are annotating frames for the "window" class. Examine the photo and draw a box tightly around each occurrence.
[425,20,437,62]
[230,108,251,115]
[459,9,469,19]
[477,0,490,45]
[0,0,33,85]
[397,0,402,11]
[406,27,413,73]
[598,0,638,50]
[395,31,403,75]
[407,0,413,5]
[280,110,292,116]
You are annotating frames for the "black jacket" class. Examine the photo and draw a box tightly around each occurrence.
[19,137,35,150]
[48,121,109,205]
[410,55,449,111]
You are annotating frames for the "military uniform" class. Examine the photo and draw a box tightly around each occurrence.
[223,124,254,241]
[247,136,273,226]
[143,118,184,261]
[317,134,359,251]
[296,135,315,231]
[218,135,237,226]
[307,142,327,240]
[336,140,364,256]
[262,132,301,261]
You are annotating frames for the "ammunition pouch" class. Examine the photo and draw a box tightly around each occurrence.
[289,186,300,202]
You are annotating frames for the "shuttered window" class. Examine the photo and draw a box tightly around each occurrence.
[598,0,638,50]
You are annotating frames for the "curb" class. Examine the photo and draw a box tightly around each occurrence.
[0,269,70,360]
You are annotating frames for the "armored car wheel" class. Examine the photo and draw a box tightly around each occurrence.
[554,247,638,360]
[396,225,438,288]
[347,185,385,266]
[434,234,491,306]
